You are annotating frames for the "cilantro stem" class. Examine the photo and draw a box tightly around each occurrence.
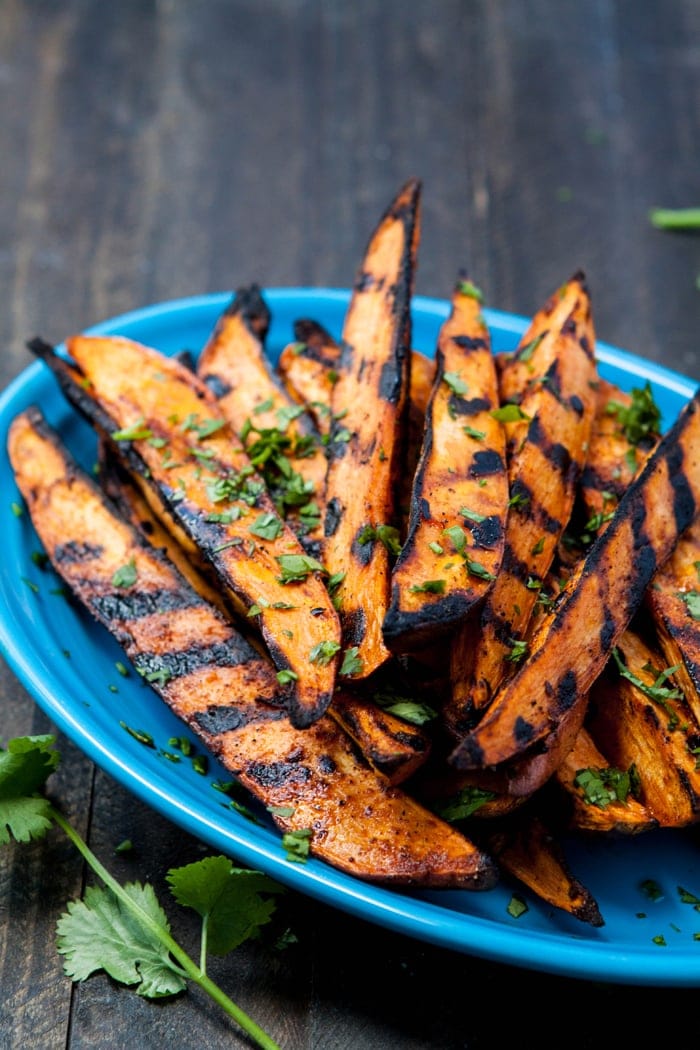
[649,207,700,230]
[49,806,281,1050]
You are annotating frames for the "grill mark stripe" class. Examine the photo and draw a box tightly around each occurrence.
[89,587,205,622]
[134,637,259,681]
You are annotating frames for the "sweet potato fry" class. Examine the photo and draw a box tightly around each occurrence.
[586,631,700,828]
[100,444,433,786]
[196,286,327,556]
[497,272,590,404]
[323,178,421,678]
[554,727,658,835]
[29,333,341,730]
[449,384,700,772]
[277,319,342,432]
[645,516,700,727]
[383,277,508,653]
[8,407,498,890]
[485,809,604,926]
[444,276,598,737]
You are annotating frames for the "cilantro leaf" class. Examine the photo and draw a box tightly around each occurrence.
[56,882,187,998]
[605,382,661,446]
[166,856,282,957]
[276,554,326,583]
[0,735,59,844]
[680,589,700,621]
[443,371,469,396]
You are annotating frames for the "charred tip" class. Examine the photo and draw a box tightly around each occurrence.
[570,269,588,293]
[447,733,485,771]
[26,336,57,360]
[224,284,271,341]
[288,689,334,731]
[293,317,335,344]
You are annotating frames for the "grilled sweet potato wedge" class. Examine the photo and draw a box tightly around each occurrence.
[29,334,341,730]
[497,272,590,405]
[8,407,498,890]
[645,516,700,727]
[277,319,342,433]
[330,690,431,785]
[449,384,700,772]
[560,378,662,563]
[444,277,598,738]
[554,726,658,835]
[484,809,604,926]
[197,286,326,555]
[585,631,700,828]
[100,443,433,786]
[323,178,421,678]
[383,278,508,653]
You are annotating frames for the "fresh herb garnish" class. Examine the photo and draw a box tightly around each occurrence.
[574,764,639,808]
[456,278,484,303]
[339,647,363,677]
[649,207,700,230]
[111,559,138,589]
[605,382,661,446]
[612,647,683,728]
[432,785,495,822]
[443,371,469,396]
[462,425,486,440]
[308,640,341,666]
[248,512,283,541]
[281,828,312,864]
[0,735,284,1049]
[443,525,466,553]
[357,524,403,556]
[111,419,153,442]
[276,554,326,584]
[679,590,700,621]
[409,579,446,595]
[464,556,496,582]
[275,669,298,685]
[459,507,487,523]
[517,333,545,362]
[491,404,530,423]
[372,687,437,726]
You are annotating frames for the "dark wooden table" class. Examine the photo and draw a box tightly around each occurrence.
[2,3,700,1048]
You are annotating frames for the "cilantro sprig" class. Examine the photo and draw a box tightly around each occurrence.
[1,735,282,1050]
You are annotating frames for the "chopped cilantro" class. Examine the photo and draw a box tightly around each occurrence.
[456,278,484,303]
[276,553,326,583]
[459,507,487,523]
[574,764,639,808]
[443,371,469,396]
[507,895,529,919]
[276,669,298,685]
[248,512,283,541]
[462,425,486,440]
[433,786,495,822]
[517,333,545,362]
[605,382,661,445]
[491,404,530,423]
[111,419,153,442]
[111,559,138,589]
[282,828,312,863]
[679,590,700,621]
[443,525,466,552]
[464,557,496,582]
[308,640,341,666]
[339,646,363,677]
[409,579,446,595]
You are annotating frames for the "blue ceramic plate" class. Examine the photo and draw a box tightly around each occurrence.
[2,289,700,987]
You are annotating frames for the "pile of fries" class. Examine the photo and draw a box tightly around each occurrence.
[9,178,700,924]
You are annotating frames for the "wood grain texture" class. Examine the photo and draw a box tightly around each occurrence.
[2,1,700,1047]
